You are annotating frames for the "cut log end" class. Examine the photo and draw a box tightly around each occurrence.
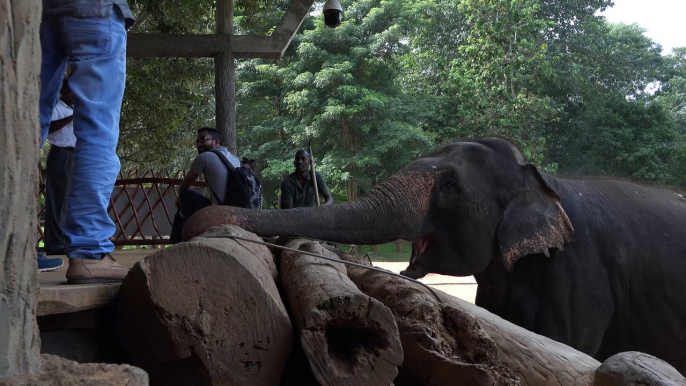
[117,226,292,386]
[303,296,399,377]
[281,240,404,386]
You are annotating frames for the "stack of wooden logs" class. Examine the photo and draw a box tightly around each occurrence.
[115,225,680,386]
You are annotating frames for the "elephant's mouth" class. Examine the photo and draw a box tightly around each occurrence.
[400,234,435,279]
[410,234,435,265]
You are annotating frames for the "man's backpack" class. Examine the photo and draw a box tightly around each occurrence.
[210,149,263,209]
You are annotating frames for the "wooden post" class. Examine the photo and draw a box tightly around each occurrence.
[215,0,237,154]
[0,0,42,379]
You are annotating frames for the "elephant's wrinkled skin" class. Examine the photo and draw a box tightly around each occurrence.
[183,138,686,373]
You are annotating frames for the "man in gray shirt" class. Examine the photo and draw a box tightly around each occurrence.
[170,127,240,243]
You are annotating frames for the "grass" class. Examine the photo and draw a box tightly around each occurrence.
[338,241,412,263]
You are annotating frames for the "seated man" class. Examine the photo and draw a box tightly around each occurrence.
[170,127,240,243]
[280,149,333,209]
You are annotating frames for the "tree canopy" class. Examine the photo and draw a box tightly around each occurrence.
[119,0,686,206]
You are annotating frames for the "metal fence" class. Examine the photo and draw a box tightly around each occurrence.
[37,170,207,247]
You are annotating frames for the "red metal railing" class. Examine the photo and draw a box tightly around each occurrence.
[37,170,207,247]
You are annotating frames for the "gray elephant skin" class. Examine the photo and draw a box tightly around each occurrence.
[183,138,686,374]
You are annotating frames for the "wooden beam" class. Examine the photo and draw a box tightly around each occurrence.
[127,0,316,60]
[273,0,317,56]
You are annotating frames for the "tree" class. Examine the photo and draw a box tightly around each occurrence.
[237,0,433,204]
[652,47,686,186]
[546,21,676,182]
[0,0,42,379]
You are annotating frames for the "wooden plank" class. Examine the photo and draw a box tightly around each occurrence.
[37,250,155,316]
[38,283,120,316]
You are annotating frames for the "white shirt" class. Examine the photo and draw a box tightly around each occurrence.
[47,100,76,148]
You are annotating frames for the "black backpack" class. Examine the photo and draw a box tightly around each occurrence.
[210,149,263,209]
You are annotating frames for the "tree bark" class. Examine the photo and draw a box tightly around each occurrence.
[447,294,600,386]
[340,253,600,386]
[0,0,42,379]
[116,226,291,386]
[338,254,518,386]
[280,239,403,386]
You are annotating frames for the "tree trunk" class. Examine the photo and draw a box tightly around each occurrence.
[395,239,403,253]
[280,239,403,386]
[116,226,291,386]
[338,254,518,386]
[0,0,42,379]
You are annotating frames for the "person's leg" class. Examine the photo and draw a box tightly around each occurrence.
[44,146,73,255]
[60,7,128,282]
[39,18,68,147]
[170,189,211,243]
[169,212,185,244]
[38,16,67,271]
[180,189,212,220]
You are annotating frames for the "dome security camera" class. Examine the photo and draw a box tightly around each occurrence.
[323,0,342,28]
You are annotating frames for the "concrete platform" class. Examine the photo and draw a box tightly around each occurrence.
[37,248,478,317]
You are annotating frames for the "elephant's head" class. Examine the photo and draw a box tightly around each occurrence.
[183,138,574,278]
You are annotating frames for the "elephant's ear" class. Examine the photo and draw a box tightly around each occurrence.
[496,164,574,271]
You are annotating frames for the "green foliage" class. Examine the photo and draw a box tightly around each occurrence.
[118,0,686,194]
[120,57,215,170]
[237,0,433,204]
[120,0,290,171]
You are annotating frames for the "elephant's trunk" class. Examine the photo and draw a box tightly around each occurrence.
[183,169,437,244]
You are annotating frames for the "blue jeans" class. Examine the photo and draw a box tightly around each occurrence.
[40,7,127,259]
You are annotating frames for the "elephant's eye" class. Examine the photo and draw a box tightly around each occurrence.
[443,179,459,191]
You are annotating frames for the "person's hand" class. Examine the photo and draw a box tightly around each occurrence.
[175,198,181,209]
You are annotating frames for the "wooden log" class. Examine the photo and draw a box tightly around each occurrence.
[280,239,403,386]
[116,226,291,386]
[436,291,600,386]
[338,254,518,386]
[341,253,601,385]
[594,352,686,386]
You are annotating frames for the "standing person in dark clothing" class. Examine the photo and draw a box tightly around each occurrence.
[43,80,76,257]
[280,149,333,209]
[39,0,135,282]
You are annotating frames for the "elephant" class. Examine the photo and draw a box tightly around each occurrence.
[183,137,686,374]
